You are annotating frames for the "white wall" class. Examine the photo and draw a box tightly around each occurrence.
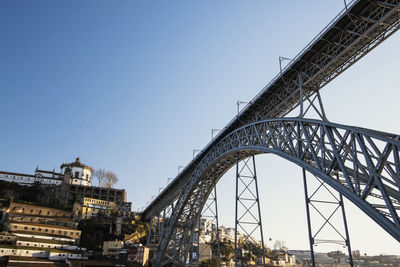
[0,247,86,260]
[0,173,62,186]
[48,252,86,260]
[13,233,76,243]
[17,240,78,251]
[0,247,49,258]
[82,168,92,185]
[64,167,92,186]
[0,173,36,185]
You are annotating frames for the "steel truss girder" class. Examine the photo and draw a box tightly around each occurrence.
[144,0,400,223]
[154,118,400,266]
[243,0,400,122]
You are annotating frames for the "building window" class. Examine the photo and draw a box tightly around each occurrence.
[75,172,79,178]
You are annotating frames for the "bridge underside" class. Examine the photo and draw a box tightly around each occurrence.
[141,0,400,265]
[155,118,400,265]
[145,0,400,223]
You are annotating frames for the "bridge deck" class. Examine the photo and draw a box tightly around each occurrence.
[144,0,400,219]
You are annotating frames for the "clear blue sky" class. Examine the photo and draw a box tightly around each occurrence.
[1,0,400,255]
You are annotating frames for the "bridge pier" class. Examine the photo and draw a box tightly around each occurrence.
[234,154,266,267]
[192,186,221,267]
[303,169,354,267]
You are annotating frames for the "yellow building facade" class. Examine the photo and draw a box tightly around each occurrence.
[73,197,117,220]
[8,222,81,240]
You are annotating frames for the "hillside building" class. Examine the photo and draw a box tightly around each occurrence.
[127,244,150,266]
[103,240,124,257]
[0,157,92,187]
[0,157,129,208]
[5,202,77,228]
[0,169,63,186]
[0,202,87,264]
[60,157,93,186]
[73,197,118,220]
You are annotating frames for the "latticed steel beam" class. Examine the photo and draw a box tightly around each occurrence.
[234,155,266,266]
[191,186,221,266]
[144,1,400,219]
[154,118,400,265]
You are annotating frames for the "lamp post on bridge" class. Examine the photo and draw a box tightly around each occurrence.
[237,101,247,115]
[178,165,184,174]
[211,129,221,139]
[193,149,200,159]
[279,56,292,74]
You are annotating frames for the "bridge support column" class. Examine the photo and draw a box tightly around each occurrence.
[302,169,354,267]
[234,154,266,267]
[297,72,328,122]
[194,186,221,267]
[302,169,316,267]
[146,216,153,246]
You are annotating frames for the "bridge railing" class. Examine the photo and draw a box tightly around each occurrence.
[157,0,360,209]
[190,0,359,169]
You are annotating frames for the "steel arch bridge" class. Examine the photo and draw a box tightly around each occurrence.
[155,119,400,264]
[142,0,400,265]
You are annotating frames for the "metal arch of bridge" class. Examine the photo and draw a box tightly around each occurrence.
[145,0,400,222]
[155,118,400,265]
